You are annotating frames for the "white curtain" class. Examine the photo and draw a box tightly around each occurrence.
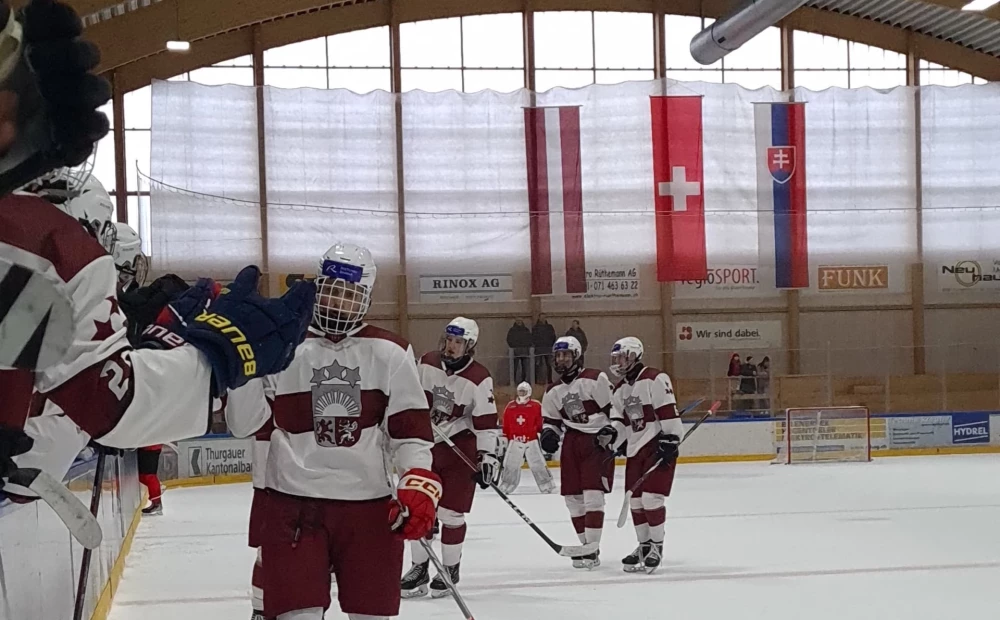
[264,86,399,277]
[793,86,918,267]
[150,80,261,277]
[921,83,1000,261]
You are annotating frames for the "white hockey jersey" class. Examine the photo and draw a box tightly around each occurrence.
[612,366,680,458]
[417,352,498,453]
[541,368,622,435]
[1,195,215,489]
[226,325,433,501]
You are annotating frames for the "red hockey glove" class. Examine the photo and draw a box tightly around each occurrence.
[390,468,442,540]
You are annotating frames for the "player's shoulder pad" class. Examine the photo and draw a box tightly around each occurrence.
[0,193,108,281]
[578,367,604,381]
[355,324,411,352]
[638,366,662,383]
[459,360,491,385]
[420,350,443,367]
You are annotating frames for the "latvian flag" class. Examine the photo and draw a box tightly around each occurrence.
[755,102,809,289]
[524,106,586,296]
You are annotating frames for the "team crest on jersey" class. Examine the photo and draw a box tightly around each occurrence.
[430,385,457,425]
[623,395,646,432]
[310,360,363,448]
[561,392,588,424]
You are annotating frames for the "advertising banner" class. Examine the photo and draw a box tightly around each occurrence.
[675,320,782,351]
[177,438,253,478]
[557,265,640,300]
[673,264,767,298]
[419,274,514,303]
[936,260,1000,292]
[817,265,890,291]
[951,412,991,444]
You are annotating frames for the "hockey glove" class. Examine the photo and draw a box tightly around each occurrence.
[183,266,315,396]
[539,427,560,454]
[0,425,33,487]
[475,451,499,489]
[119,274,189,343]
[20,0,111,167]
[137,277,219,351]
[390,468,443,540]
[656,433,681,468]
[594,425,618,451]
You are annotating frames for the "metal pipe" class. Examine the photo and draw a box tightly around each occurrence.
[690,0,808,66]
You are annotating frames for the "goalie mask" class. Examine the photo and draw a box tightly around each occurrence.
[552,336,582,376]
[516,381,532,404]
[610,336,644,378]
[439,316,478,371]
[313,242,377,336]
[112,222,149,291]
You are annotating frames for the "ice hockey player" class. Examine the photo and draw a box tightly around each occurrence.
[111,221,149,294]
[498,381,554,494]
[609,336,681,573]
[539,336,625,569]
[226,242,442,620]
[401,316,498,599]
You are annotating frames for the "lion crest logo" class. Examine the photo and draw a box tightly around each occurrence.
[561,392,588,424]
[311,360,363,447]
[623,395,646,432]
[430,385,456,425]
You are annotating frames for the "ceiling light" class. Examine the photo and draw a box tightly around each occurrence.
[166,40,190,52]
[962,0,1000,11]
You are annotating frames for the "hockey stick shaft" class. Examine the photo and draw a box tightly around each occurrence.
[73,448,107,620]
[431,424,597,558]
[616,401,720,528]
[418,538,474,620]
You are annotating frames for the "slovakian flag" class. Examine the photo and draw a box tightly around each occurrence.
[651,96,707,282]
[525,106,587,296]
[755,102,809,289]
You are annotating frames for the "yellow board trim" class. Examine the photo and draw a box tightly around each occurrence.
[873,445,1000,458]
[89,491,145,620]
[163,473,252,489]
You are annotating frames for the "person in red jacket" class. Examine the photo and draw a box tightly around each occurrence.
[137,444,163,515]
[498,382,555,494]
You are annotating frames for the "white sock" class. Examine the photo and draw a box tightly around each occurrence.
[410,539,430,565]
[278,608,324,620]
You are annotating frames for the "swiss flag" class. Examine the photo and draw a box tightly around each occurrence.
[651,96,707,282]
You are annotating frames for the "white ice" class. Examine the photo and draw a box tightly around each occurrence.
[108,455,1000,620]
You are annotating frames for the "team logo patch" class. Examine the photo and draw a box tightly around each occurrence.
[430,385,457,425]
[767,146,796,184]
[311,360,363,447]
[623,395,646,433]
[561,392,588,424]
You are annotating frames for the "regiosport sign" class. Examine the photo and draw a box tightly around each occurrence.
[674,264,768,298]
[675,320,783,351]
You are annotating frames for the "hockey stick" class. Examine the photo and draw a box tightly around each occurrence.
[417,538,475,620]
[615,401,720,529]
[72,447,108,620]
[600,398,706,492]
[5,466,103,549]
[431,424,599,558]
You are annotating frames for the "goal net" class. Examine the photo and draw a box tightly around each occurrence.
[774,406,871,464]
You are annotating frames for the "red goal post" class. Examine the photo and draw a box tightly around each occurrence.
[774,406,872,464]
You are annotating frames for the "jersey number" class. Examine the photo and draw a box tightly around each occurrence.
[100,358,131,401]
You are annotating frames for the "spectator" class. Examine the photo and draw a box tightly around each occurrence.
[565,320,589,365]
[727,353,742,378]
[739,355,758,400]
[506,318,533,384]
[757,356,771,412]
[532,313,557,384]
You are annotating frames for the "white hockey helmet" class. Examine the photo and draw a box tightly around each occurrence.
[610,336,644,378]
[440,316,479,367]
[313,242,377,336]
[45,176,116,253]
[516,381,532,404]
[111,222,149,290]
[552,336,582,375]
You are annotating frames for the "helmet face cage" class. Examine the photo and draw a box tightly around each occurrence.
[440,324,473,362]
[96,220,117,254]
[313,276,372,336]
[118,254,149,289]
[610,348,639,378]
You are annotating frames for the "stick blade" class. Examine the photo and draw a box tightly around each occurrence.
[7,468,103,549]
[557,541,600,557]
[616,490,633,528]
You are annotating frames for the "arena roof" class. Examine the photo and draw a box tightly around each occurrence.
[48,0,1000,89]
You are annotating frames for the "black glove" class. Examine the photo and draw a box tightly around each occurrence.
[0,425,33,486]
[475,451,499,490]
[20,0,111,167]
[594,425,618,451]
[656,433,681,468]
[539,427,560,454]
[181,266,315,396]
[119,274,189,344]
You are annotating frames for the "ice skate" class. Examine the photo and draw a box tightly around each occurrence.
[142,499,162,516]
[573,550,600,569]
[644,542,662,574]
[429,563,460,598]
[622,543,650,573]
[250,611,267,620]
[401,561,430,598]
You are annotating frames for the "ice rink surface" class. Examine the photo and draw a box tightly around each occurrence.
[108,455,1000,620]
